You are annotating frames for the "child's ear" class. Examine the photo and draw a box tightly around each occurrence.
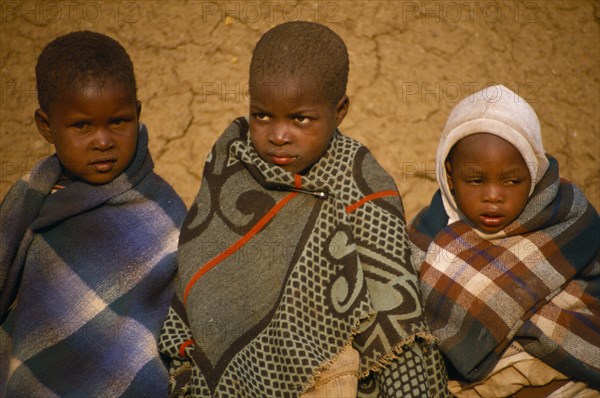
[334,95,349,126]
[34,108,54,144]
[445,160,454,191]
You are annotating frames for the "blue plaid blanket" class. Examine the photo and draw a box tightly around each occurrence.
[0,125,186,397]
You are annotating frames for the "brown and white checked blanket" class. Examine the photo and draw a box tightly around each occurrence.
[159,117,451,397]
[410,156,600,388]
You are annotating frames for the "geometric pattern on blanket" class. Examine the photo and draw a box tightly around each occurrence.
[161,117,447,397]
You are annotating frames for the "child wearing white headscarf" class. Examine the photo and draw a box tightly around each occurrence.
[410,85,600,397]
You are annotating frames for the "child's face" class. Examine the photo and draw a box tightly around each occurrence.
[35,82,141,185]
[249,78,348,175]
[445,133,531,234]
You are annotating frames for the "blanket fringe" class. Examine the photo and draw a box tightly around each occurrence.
[359,331,436,379]
[299,309,375,394]
[299,310,436,392]
[301,339,358,394]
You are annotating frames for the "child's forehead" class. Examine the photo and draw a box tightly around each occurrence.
[252,75,318,92]
[454,133,514,152]
[250,76,337,106]
[450,133,527,166]
[69,76,131,93]
[53,78,134,104]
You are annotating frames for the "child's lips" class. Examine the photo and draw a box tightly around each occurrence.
[90,157,117,172]
[480,212,504,227]
[273,157,294,165]
[270,153,297,166]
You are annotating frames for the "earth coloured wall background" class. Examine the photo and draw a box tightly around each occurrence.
[1,0,598,221]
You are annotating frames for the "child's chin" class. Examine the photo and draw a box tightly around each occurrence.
[476,224,505,234]
[82,172,120,185]
[275,164,299,174]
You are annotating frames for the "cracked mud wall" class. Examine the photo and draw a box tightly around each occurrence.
[1,0,599,220]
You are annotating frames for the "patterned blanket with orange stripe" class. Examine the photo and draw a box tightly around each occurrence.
[159,117,450,397]
[409,157,600,388]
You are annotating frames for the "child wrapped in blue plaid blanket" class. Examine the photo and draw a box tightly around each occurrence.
[0,31,187,397]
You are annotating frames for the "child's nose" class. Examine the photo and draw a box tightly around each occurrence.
[269,123,291,146]
[483,184,504,203]
[92,127,114,150]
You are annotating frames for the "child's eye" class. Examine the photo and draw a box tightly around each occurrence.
[253,113,270,121]
[293,115,309,124]
[72,122,90,131]
[110,118,126,126]
[505,179,522,185]
[466,178,484,185]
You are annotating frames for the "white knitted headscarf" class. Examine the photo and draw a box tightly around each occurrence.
[436,84,549,224]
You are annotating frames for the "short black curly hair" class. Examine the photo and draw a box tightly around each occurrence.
[249,21,349,105]
[35,30,137,112]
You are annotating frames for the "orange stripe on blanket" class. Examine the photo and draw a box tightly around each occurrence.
[183,191,298,304]
[345,190,399,213]
[178,339,195,358]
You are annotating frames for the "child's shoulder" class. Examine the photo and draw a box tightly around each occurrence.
[119,169,187,222]
[145,171,186,208]
[336,132,395,185]
[2,155,61,202]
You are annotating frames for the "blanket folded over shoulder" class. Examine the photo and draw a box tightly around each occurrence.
[160,117,449,397]
[0,125,187,397]
[410,156,600,387]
